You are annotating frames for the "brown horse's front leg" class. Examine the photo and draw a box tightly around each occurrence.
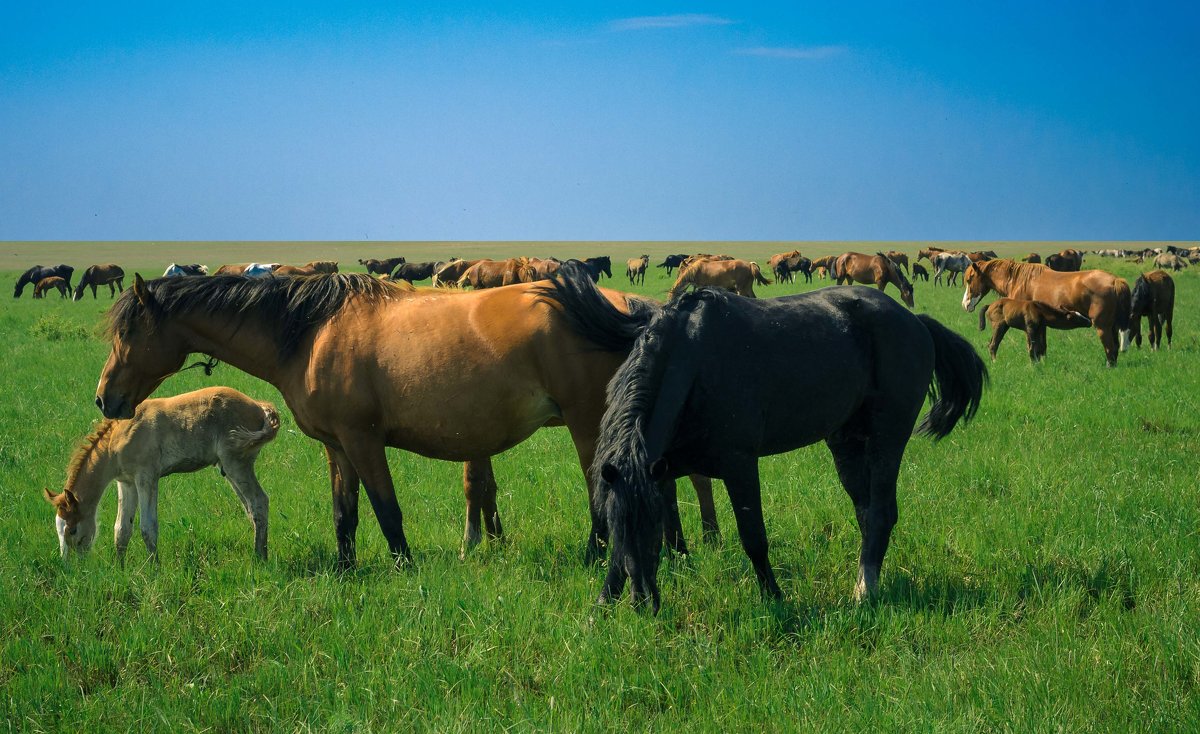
[326,445,361,570]
[339,435,411,567]
[462,459,503,558]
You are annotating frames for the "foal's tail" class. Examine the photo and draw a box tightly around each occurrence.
[977,302,990,331]
[229,404,281,453]
[536,260,660,351]
[915,315,988,440]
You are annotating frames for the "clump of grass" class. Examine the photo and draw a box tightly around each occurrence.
[29,314,90,341]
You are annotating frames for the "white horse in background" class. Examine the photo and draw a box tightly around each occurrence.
[932,251,972,287]
[162,263,209,277]
[243,263,280,277]
[44,387,279,564]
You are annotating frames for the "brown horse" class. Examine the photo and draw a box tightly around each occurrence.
[668,259,770,298]
[976,298,1092,362]
[962,259,1131,366]
[273,265,320,276]
[94,274,718,568]
[73,264,126,301]
[306,261,339,274]
[458,258,535,288]
[625,255,649,285]
[34,276,69,298]
[1021,253,1042,264]
[1129,270,1175,350]
[916,246,945,263]
[885,250,909,274]
[1045,249,1084,272]
[358,257,406,276]
[833,252,915,308]
[1153,253,1188,271]
[432,259,480,286]
[529,258,562,281]
[214,263,249,276]
[768,250,801,271]
[809,255,837,278]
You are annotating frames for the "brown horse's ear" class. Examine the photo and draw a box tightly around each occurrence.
[43,488,58,504]
[132,273,151,306]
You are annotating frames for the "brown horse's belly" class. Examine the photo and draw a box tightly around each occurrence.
[382,390,563,461]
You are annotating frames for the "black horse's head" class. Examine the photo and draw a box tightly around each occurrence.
[594,456,669,613]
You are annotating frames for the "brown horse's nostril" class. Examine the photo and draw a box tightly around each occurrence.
[95,396,104,411]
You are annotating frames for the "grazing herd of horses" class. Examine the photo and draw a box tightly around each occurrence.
[23,242,1191,612]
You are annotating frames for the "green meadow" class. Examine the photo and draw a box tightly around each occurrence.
[2,243,1198,732]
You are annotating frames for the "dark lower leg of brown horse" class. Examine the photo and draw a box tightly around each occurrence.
[723,458,782,599]
[688,474,720,543]
[338,435,411,566]
[660,478,689,556]
[326,445,361,569]
[1164,313,1173,348]
[462,459,503,556]
[1096,325,1118,366]
[1148,314,1162,350]
[988,322,1010,360]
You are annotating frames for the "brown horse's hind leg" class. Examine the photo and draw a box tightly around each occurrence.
[326,445,361,569]
[461,459,503,558]
[1096,324,1119,367]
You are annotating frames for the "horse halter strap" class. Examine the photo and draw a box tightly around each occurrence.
[182,356,220,376]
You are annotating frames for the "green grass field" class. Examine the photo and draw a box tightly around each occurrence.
[3,243,1199,732]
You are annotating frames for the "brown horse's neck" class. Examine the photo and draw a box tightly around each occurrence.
[171,312,294,388]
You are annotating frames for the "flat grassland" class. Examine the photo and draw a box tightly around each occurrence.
[2,242,1198,732]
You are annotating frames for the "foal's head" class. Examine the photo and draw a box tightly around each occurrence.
[44,488,97,557]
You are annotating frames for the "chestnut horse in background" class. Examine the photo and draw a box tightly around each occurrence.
[1129,270,1175,350]
[962,259,1131,366]
[73,264,126,301]
[668,258,770,298]
[834,252,915,308]
[976,297,1092,362]
[34,276,69,298]
[458,258,535,288]
[809,255,836,279]
[1045,249,1084,272]
[94,273,718,571]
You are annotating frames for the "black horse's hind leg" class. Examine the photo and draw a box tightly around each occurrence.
[827,431,872,591]
[829,423,903,601]
[660,478,689,556]
[688,474,721,543]
[461,458,503,558]
[723,458,782,599]
[325,445,361,569]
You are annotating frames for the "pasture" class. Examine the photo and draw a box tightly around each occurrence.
[2,243,1199,731]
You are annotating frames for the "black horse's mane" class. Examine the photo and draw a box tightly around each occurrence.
[1129,273,1150,316]
[106,273,398,360]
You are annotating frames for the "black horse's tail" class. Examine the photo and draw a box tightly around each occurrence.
[915,314,988,440]
[537,260,660,352]
[977,302,990,331]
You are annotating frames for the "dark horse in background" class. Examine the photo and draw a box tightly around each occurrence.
[540,263,986,612]
[580,256,612,282]
[73,264,126,301]
[15,264,74,298]
[1129,270,1175,351]
[93,271,719,574]
[656,254,688,276]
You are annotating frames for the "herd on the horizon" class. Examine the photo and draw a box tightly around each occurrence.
[22,243,1193,611]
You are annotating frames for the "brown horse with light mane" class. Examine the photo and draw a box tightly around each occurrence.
[305,261,339,273]
[432,258,479,287]
[809,255,837,278]
[94,273,718,569]
[34,276,69,298]
[976,297,1092,362]
[458,258,535,288]
[668,259,770,298]
[833,252,915,308]
[962,259,1131,366]
[916,246,945,263]
[273,264,319,276]
[885,250,909,274]
[73,264,126,301]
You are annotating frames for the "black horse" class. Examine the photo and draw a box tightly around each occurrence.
[358,257,406,276]
[775,255,813,284]
[15,264,74,298]
[540,263,987,612]
[911,262,930,282]
[390,261,443,283]
[580,256,612,282]
[656,254,688,276]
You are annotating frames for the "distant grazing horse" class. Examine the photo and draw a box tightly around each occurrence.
[243,263,279,278]
[976,298,1092,362]
[911,263,929,281]
[34,276,69,298]
[774,254,812,284]
[273,264,320,276]
[809,255,836,279]
[931,251,972,287]
[834,252,915,308]
[969,251,998,262]
[432,258,480,287]
[390,261,443,283]
[73,264,126,301]
[1129,271,1175,350]
[458,258,535,288]
[768,250,802,273]
[305,261,339,274]
[1045,249,1084,272]
[581,256,613,282]
[626,255,649,285]
[1021,253,1042,264]
[15,264,74,298]
[45,387,277,563]
[94,273,717,570]
[963,259,1131,366]
[162,263,208,277]
[656,254,688,275]
[359,257,406,276]
[540,265,986,611]
[213,263,249,276]
[916,246,946,263]
[1153,253,1187,271]
[669,258,770,299]
[885,251,910,274]
[530,258,562,281]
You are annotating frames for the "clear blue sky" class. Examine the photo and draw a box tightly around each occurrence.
[2,2,1197,240]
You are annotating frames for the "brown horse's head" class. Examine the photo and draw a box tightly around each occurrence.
[962,261,992,312]
[96,274,189,419]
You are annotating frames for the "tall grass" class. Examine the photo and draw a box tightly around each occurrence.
[2,249,1198,731]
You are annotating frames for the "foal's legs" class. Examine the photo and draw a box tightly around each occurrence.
[114,480,138,566]
[988,322,1010,360]
[135,475,160,560]
[325,445,361,569]
[722,457,782,598]
[222,458,270,560]
[461,459,503,557]
[337,434,411,567]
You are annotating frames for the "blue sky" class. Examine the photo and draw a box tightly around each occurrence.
[2,2,1197,240]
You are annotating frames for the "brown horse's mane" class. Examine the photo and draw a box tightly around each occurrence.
[64,419,118,492]
[984,259,1044,295]
[107,274,405,360]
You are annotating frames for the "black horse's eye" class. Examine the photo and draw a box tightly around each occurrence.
[68,526,78,536]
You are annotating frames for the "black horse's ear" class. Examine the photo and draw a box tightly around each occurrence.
[600,463,620,484]
[648,458,669,481]
[132,273,151,306]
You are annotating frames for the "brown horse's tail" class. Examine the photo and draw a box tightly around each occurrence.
[915,315,988,440]
[457,263,480,289]
[977,302,990,331]
[750,262,771,286]
[1115,278,1133,351]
